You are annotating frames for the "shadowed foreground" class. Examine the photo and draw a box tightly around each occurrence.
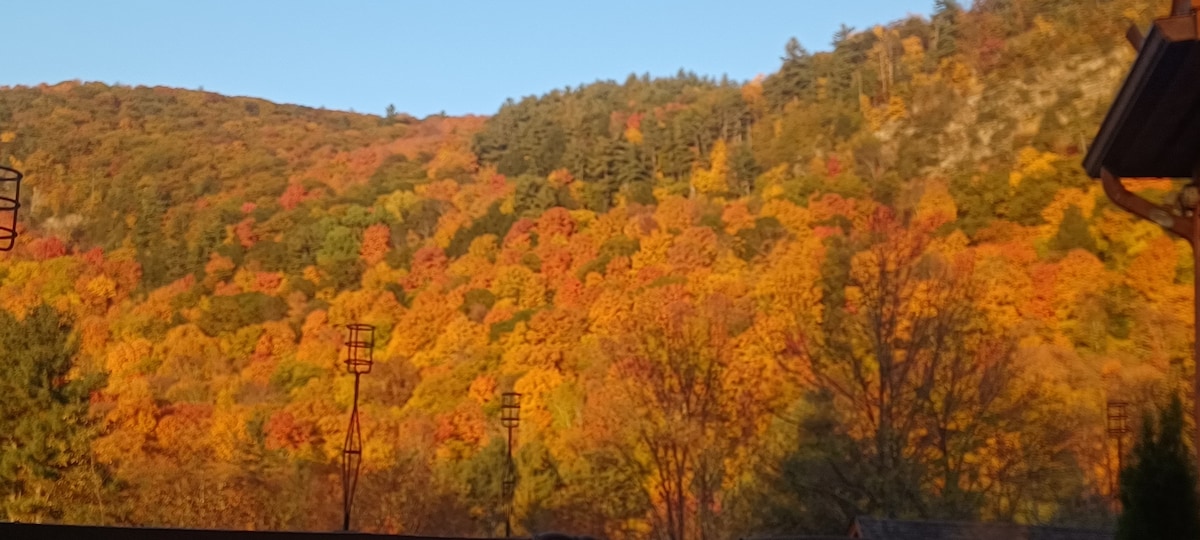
[0,523,506,540]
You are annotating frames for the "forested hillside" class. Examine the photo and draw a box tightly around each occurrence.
[0,0,1188,538]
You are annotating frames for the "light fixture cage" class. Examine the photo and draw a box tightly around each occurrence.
[502,392,522,428]
[0,166,22,252]
[1107,400,1130,436]
[344,323,375,374]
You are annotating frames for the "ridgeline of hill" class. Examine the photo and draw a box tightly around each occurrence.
[0,0,1184,537]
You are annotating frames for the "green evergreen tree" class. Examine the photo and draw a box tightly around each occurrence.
[0,305,108,522]
[931,0,962,62]
[765,38,816,109]
[316,225,363,290]
[730,143,760,195]
[134,176,171,288]
[512,176,559,218]
[1050,204,1097,254]
[615,140,652,188]
[659,128,692,182]
[827,24,864,102]
[1117,395,1200,540]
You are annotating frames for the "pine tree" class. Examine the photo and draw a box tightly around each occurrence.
[931,0,962,62]
[1117,395,1200,540]
[730,143,760,195]
[133,176,170,288]
[765,38,816,109]
[615,140,651,189]
[0,305,107,522]
[828,25,866,102]
[1050,204,1097,255]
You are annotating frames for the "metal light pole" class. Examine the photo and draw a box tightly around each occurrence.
[1106,400,1131,503]
[1085,0,1200,480]
[341,323,374,531]
[501,392,522,538]
[0,166,23,252]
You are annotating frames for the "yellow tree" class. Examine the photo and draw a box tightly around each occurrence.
[690,140,730,196]
[598,285,750,540]
[778,207,1072,525]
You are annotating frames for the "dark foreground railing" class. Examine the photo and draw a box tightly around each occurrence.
[0,523,503,540]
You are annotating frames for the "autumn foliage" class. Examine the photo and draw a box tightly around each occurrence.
[0,0,1185,537]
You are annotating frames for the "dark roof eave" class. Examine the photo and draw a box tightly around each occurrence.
[1084,12,1200,179]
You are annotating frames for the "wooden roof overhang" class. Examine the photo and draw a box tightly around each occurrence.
[1084,9,1200,179]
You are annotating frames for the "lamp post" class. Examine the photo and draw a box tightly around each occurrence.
[1085,0,1200,481]
[501,392,521,538]
[1106,400,1131,503]
[0,166,22,252]
[341,323,374,531]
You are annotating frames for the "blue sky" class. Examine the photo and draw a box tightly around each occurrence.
[7,1,933,118]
